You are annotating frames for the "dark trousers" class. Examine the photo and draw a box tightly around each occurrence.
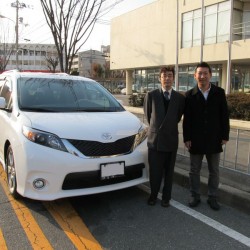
[189,153,220,199]
[148,149,177,201]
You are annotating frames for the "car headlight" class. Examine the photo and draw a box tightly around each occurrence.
[132,125,148,150]
[22,126,68,152]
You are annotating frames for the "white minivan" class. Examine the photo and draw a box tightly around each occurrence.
[0,70,148,201]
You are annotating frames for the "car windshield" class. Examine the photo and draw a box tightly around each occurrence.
[17,77,125,112]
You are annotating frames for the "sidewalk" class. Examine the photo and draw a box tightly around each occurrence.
[121,101,250,214]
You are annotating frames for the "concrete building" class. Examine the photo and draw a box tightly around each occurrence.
[71,54,79,73]
[70,46,110,76]
[110,0,250,94]
[78,49,107,77]
[0,43,60,72]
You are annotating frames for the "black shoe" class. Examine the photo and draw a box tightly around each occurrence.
[188,196,201,207]
[161,200,170,207]
[147,197,157,206]
[207,198,220,211]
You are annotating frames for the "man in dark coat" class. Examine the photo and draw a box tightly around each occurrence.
[183,62,230,210]
[144,67,185,207]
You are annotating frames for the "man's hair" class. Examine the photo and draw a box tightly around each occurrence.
[159,66,175,77]
[195,61,212,74]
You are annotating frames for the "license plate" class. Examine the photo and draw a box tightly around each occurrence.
[100,162,125,179]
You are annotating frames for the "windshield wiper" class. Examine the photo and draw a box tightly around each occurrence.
[21,107,58,112]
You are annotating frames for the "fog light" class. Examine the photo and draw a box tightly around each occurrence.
[33,178,46,189]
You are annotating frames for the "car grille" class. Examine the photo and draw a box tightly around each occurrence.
[62,163,144,190]
[68,135,136,157]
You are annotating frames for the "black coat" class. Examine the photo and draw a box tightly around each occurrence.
[144,88,185,152]
[183,84,230,154]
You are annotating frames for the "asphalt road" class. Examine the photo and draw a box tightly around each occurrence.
[1,170,250,249]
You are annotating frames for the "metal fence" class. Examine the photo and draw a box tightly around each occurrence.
[131,111,250,175]
[178,127,250,175]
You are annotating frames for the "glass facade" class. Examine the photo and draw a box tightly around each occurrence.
[132,64,250,94]
[182,1,230,48]
[232,65,250,93]
[134,69,159,93]
[132,64,224,94]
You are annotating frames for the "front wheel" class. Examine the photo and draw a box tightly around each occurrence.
[6,145,20,199]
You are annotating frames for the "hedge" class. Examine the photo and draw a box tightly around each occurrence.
[227,93,250,121]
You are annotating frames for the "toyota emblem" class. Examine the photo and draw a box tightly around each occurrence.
[102,133,112,140]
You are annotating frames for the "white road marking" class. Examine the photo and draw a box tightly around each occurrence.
[140,184,250,247]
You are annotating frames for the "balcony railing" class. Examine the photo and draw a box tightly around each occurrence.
[233,21,250,40]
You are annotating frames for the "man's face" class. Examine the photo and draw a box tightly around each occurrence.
[194,67,212,87]
[159,71,174,90]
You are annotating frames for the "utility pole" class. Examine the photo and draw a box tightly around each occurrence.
[11,0,27,69]
[15,0,19,69]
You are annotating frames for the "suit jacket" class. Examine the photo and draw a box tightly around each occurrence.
[143,88,185,152]
[183,84,230,154]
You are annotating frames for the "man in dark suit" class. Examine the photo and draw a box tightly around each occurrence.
[183,62,230,211]
[144,67,185,207]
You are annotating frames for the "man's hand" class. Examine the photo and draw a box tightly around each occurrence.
[221,140,228,145]
[185,141,191,150]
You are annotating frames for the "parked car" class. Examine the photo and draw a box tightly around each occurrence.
[121,84,141,94]
[143,83,161,92]
[0,70,148,201]
[121,87,127,95]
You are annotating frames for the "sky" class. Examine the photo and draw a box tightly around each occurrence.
[0,0,155,52]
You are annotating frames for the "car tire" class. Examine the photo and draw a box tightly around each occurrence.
[6,145,20,199]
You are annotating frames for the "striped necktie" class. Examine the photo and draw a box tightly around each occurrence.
[164,91,169,100]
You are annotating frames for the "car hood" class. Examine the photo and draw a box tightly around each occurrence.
[21,111,142,141]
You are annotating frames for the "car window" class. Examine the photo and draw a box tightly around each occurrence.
[17,77,124,112]
[0,78,12,109]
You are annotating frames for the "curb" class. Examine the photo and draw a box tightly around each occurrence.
[174,164,250,215]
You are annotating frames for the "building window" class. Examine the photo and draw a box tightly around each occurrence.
[179,66,196,91]
[233,10,250,40]
[193,9,202,46]
[242,11,250,39]
[134,69,160,93]
[204,5,217,44]
[23,49,29,55]
[217,1,230,43]
[182,1,230,48]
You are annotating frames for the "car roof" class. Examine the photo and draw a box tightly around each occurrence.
[1,70,95,82]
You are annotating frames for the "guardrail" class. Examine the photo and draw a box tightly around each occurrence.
[127,108,250,175]
[178,128,250,175]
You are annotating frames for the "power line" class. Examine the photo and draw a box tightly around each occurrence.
[5,0,127,45]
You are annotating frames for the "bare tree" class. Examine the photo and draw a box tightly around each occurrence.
[40,0,104,73]
[0,44,14,72]
[0,22,15,72]
[45,55,59,73]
